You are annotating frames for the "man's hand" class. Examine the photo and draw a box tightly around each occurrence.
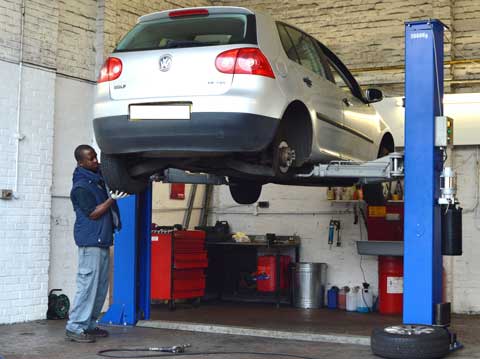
[109,190,129,200]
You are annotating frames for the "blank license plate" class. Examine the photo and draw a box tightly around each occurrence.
[129,104,191,121]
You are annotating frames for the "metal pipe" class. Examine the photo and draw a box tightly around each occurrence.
[349,58,480,74]
[14,0,26,195]
[199,184,213,227]
[182,184,197,229]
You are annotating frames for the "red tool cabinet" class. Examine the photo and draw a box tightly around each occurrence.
[151,230,207,309]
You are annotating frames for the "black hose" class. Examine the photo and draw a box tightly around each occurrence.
[97,349,320,359]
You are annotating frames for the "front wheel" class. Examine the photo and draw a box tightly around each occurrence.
[229,181,262,205]
[101,153,148,194]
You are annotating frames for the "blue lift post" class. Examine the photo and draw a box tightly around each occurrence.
[403,20,445,325]
[99,184,152,326]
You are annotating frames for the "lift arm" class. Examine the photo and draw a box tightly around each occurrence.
[296,152,404,184]
[158,153,404,185]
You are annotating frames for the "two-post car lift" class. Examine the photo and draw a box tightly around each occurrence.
[99,18,461,359]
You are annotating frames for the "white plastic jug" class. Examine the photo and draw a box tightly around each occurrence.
[357,286,373,313]
[346,286,358,311]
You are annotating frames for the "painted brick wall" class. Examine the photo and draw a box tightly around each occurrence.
[57,0,97,81]
[210,185,379,299]
[0,0,59,324]
[211,145,480,314]
[450,146,480,313]
[451,0,480,93]
[1,0,480,324]
[215,0,480,95]
[102,0,212,61]
[0,0,22,62]
[1,0,59,66]
[0,64,56,323]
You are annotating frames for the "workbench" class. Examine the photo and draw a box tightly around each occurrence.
[205,235,300,307]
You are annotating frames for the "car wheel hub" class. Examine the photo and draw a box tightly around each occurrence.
[277,141,296,173]
[384,325,435,336]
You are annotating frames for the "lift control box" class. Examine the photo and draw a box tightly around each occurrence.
[435,116,454,147]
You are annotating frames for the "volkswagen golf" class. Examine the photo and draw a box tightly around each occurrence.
[94,6,394,204]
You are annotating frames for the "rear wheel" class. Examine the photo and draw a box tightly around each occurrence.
[273,131,296,177]
[229,180,262,205]
[101,153,148,194]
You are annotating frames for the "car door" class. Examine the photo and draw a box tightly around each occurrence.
[320,44,379,161]
[277,23,348,162]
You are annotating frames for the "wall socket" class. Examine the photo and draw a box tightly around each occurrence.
[1,189,13,200]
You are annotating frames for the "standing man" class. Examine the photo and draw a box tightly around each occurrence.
[66,144,128,343]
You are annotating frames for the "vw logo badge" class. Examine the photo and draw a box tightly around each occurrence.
[159,55,172,72]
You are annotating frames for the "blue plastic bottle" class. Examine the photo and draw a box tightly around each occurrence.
[327,286,339,309]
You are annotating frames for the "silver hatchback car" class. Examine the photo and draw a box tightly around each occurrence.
[94,6,394,204]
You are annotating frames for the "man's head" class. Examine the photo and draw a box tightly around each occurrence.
[74,145,99,172]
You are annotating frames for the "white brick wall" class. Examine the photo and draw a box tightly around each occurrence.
[0,63,55,323]
[1,0,480,324]
[212,147,480,314]
[49,76,96,303]
[450,146,480,313]
[210,185,379,299]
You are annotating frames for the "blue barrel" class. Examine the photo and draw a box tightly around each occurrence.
[327,286,339,309]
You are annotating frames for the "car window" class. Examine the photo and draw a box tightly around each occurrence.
[284,26,327,78]
[116,14,252,52]
[277,24,299,63]
[326,59,352,95]
[318,42,366,102]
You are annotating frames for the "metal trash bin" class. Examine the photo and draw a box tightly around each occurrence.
[292,262,327,308]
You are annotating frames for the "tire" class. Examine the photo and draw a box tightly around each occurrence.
[100,153,148,194]
[371,325,450,359]
[229,181,262,204]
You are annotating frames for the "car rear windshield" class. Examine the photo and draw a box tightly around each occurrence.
[115,13,256,52]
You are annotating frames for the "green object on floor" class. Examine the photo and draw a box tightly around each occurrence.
[47,289,70,320]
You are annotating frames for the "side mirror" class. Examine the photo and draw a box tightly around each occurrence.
[365,88,383,103]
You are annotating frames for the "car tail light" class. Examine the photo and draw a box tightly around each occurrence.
[215,48,275,79]
[169,8,209,18]
[97,57,122,83]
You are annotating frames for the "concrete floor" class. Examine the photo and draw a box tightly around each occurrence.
[147,301,480,344]
[1,303,479,359]
[149,302,400,336]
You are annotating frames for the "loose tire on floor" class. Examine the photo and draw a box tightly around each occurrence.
[371,325,450,359]
[100,153,148,194]
[229,181,262,205]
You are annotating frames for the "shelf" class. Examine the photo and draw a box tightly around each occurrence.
[356,241,403,256]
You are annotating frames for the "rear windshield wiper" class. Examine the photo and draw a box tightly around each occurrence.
[163,40,217,48]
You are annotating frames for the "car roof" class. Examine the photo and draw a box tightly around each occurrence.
[138,6,255,23]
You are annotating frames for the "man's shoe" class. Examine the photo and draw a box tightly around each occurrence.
[65,329,96,343]
[85,327,109,337]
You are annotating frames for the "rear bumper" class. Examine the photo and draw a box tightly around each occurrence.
[94,112,279,155]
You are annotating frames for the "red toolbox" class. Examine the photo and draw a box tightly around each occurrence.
[257,255,291,292]
[151,230,207,308]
